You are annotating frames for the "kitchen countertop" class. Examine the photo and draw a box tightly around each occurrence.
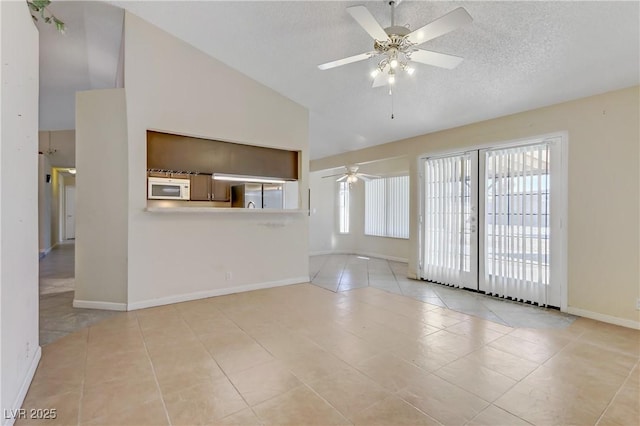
[145,207,308,214]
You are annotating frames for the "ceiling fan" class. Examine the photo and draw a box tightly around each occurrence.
[318,0,472,88]
[322,165,380,183]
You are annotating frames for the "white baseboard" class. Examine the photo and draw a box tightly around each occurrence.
[309,250,408,263]
[72,299,127,311]
[567,307,640,330]
[355,251,408,263]
[309,250,350,256]
[127,276,310,311]
[38,247,53,259]
[4,346,42,426]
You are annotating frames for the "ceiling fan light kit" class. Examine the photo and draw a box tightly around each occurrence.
[322,165,381,184]
[318,0,473,91]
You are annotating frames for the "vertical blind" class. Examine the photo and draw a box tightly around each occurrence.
[423,154,472,287]
[484,143,550,305]
[338,181,350,233]
[364,175,409,239]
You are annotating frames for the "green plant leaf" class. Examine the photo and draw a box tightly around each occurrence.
[31,0,51,8]
[26,0,66,33]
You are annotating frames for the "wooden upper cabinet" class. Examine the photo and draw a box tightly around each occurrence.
[147,132,213,173]
[190,174,211,201]
[211,179,230,201]
[147,131,299,180]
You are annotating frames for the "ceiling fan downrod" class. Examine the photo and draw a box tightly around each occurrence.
[389,1,396,27]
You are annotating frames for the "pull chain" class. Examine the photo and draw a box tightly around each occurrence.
[390,85,395,119]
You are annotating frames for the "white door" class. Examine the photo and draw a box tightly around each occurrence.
[64,186,76,240]
[421,138,565,307]
[479,140,562,307]
[420,151,478,289]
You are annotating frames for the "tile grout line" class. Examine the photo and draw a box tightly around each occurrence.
[594,358,640,425]
[76,328,89,426]
[135,310,174,426]
[190,303,277,423]
[335,255,350,292]
[316,255,576,330]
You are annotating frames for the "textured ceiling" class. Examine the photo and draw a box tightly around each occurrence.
[41,1,639,159]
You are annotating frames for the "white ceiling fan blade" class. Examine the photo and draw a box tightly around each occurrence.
[358,175,375,182]
[336,175,349,182]
[410,49,464,69]
[406,7,472,45]
[347,5,389,42]
[372,71,387,88]
[318,51,374,70]
[322,173,346,179]
[358,173,380,180]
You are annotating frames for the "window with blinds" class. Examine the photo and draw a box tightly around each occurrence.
[338,181,350,234]
[364,175,409,239]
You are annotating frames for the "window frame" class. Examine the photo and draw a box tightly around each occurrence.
[337,180,350,234]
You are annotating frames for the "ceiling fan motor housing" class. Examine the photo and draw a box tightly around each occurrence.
[374,30,416,71]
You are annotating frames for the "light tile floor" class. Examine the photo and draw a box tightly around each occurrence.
[310,254,576,328]
[39,242,120,345]
[18,283,639,425]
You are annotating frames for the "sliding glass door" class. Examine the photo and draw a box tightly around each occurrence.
[421,152,478,289]
[420,138,563,307]
[479,143,553,305]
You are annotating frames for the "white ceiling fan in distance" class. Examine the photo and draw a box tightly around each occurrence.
[322,165,380,183]
[318,0,473,88]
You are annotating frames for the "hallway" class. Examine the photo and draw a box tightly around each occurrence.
[39,242,119,345]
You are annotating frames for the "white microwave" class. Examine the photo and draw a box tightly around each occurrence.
[148,177,190,200]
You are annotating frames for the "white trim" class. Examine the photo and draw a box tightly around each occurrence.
[4,347,41,426]
[127,276,310,311]
[557,133,569,312]
[356,251,408,263]
[72,299,127,311]
[567,307,640,330]
[416,131,570,160]
[417,131,569,310]
[309,250,408,263]
[309,250,350,256]
[38,246,52,259]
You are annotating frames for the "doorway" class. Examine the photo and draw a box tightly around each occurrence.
[64,185,76,240]
[419,135,566,308]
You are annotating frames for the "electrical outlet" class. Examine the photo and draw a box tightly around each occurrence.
[25,342,30,359]
[636,299,640,310]
[225,271,232,281]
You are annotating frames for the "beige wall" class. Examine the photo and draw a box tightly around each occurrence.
[123,12,309,307]
[312,86,640,326]
[0,0,41,417]
[38,154,52,254]
[75,89,128,308]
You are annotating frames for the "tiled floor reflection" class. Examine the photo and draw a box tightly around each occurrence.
[310,254,576,328]
[39,241,75,295]
[19,283,640,426]
[39,242,120,345]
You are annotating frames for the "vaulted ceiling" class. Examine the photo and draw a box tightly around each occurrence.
[39,1,639,159]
